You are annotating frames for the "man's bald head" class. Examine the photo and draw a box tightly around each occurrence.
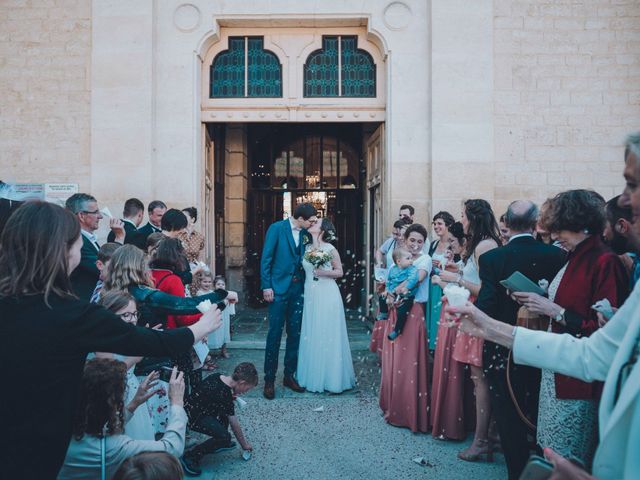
[505,200,539,234]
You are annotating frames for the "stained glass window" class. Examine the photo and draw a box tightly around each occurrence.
[247,37,282,97]
[210,37,245,98]
[341,36,375,97]
[304,35,376,98]
[304,37,339,97]
[210,36,282,98]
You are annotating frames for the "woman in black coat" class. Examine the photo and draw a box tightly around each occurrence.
[0,202,223,480]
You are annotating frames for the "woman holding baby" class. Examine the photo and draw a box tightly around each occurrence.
[379,223,432,433]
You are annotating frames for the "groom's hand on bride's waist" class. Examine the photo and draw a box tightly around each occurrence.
[263,288,274,302]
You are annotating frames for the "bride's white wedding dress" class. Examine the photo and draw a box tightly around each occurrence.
[297,242,356,393]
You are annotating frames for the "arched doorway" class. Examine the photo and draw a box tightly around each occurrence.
[245,123,365,308]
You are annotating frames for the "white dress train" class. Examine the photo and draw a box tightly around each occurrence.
[297,243,356,393]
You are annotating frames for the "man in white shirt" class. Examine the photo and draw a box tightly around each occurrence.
[66,193,124,300]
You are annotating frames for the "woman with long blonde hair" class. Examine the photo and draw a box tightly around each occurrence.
[103,245,232,329]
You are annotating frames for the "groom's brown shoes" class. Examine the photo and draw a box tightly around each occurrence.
[283,376,305,393]
[263,381,275,400]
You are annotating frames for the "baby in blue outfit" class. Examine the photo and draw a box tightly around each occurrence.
[385,247,419,340]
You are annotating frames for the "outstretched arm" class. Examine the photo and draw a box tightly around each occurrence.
[229,415,252,451]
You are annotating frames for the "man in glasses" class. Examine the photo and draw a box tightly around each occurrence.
[66,193,125,300]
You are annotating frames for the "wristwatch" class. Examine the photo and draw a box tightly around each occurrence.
[553,307,566,323]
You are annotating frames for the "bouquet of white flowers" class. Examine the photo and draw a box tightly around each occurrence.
[304,249,333,281]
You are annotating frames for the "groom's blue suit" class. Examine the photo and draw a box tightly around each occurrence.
[261,218,310,382]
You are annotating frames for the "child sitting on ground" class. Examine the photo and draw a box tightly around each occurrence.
[180,362,258,476]
[386,247,420,341]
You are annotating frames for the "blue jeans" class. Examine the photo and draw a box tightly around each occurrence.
[264,277,304,382]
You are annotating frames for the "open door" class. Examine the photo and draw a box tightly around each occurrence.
[202,124,226,275]
[203,125,215,268]
[365,123,385,317]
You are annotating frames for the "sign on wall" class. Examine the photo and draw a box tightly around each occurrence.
[45,183,79,206]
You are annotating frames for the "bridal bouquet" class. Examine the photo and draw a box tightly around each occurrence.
[304,249,333,281]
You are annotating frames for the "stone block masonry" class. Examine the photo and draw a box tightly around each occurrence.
[0,0,92,189]
[492,0,640,214]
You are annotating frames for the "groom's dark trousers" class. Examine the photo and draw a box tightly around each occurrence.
[264,273,304,382]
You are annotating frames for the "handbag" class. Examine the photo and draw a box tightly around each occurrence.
[506,307,549,431]
[515,305,547,331]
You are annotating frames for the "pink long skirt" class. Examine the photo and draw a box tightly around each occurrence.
[430,299,467,440]
[452,330,484,368]
[379,303,430,433]
[369,319,386,359]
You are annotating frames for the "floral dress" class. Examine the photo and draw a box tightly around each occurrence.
[537,264,598,468]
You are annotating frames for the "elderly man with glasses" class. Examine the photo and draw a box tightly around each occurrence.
[66,193,125,300]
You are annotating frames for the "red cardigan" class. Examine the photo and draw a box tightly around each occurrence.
[150,269,202,329]
[552,235,629,399]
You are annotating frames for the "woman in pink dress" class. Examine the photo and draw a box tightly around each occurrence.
[370,220,409,358]
[437,200,500,461]
[430,222,470,440]
[379,223,432,433]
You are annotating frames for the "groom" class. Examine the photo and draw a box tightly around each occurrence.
[261,202,318,399]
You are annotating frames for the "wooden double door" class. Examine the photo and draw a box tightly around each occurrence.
[245,123,365,308]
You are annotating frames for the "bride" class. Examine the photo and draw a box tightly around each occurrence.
[297,218,356,393]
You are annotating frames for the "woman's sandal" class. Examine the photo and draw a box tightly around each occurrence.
[202,354,217,371]
[457,439,494,463]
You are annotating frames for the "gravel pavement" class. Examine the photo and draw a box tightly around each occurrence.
[187,346,507,480]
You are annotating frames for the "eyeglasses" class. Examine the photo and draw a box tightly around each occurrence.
[120,311,140,322]
[81,210,101,215]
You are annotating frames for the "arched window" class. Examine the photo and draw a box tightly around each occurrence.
[304,36,376,98]
[210,37,282,98]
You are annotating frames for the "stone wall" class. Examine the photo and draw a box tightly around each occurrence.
[224,124,249,301]
[0,0,92,188]
[492,0,640,214]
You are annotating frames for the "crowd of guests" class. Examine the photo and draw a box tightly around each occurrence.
[0,194,250,479]
[2,131,640,479]
[371,133,640,479]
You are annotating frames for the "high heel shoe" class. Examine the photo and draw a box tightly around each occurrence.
[457,439,494,462]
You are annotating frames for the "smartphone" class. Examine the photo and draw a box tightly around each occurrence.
[591,300,614,320]
[159,366,174,383]
[519,455,553,480]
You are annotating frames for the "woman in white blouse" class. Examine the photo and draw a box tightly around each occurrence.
[446,283,640,480]
[58,360,187,480]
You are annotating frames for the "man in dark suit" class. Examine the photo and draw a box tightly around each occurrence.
[475,200,566,480]
[107,197,144,243]
[260,203,318,399]
[129,200,166,250]
[66,193,125,300]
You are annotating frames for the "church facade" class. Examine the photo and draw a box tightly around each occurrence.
[1,0,638,305]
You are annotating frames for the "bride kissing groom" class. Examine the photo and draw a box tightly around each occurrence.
[260,203,355,399]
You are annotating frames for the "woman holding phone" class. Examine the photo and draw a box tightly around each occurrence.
[0,202,223,479]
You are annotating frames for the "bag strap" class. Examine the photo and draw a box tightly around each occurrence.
[155,272,174,289]
[100,436,106,480]
[506,350,536,431]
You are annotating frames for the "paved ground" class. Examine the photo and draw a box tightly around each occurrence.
[186,308,506,479]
